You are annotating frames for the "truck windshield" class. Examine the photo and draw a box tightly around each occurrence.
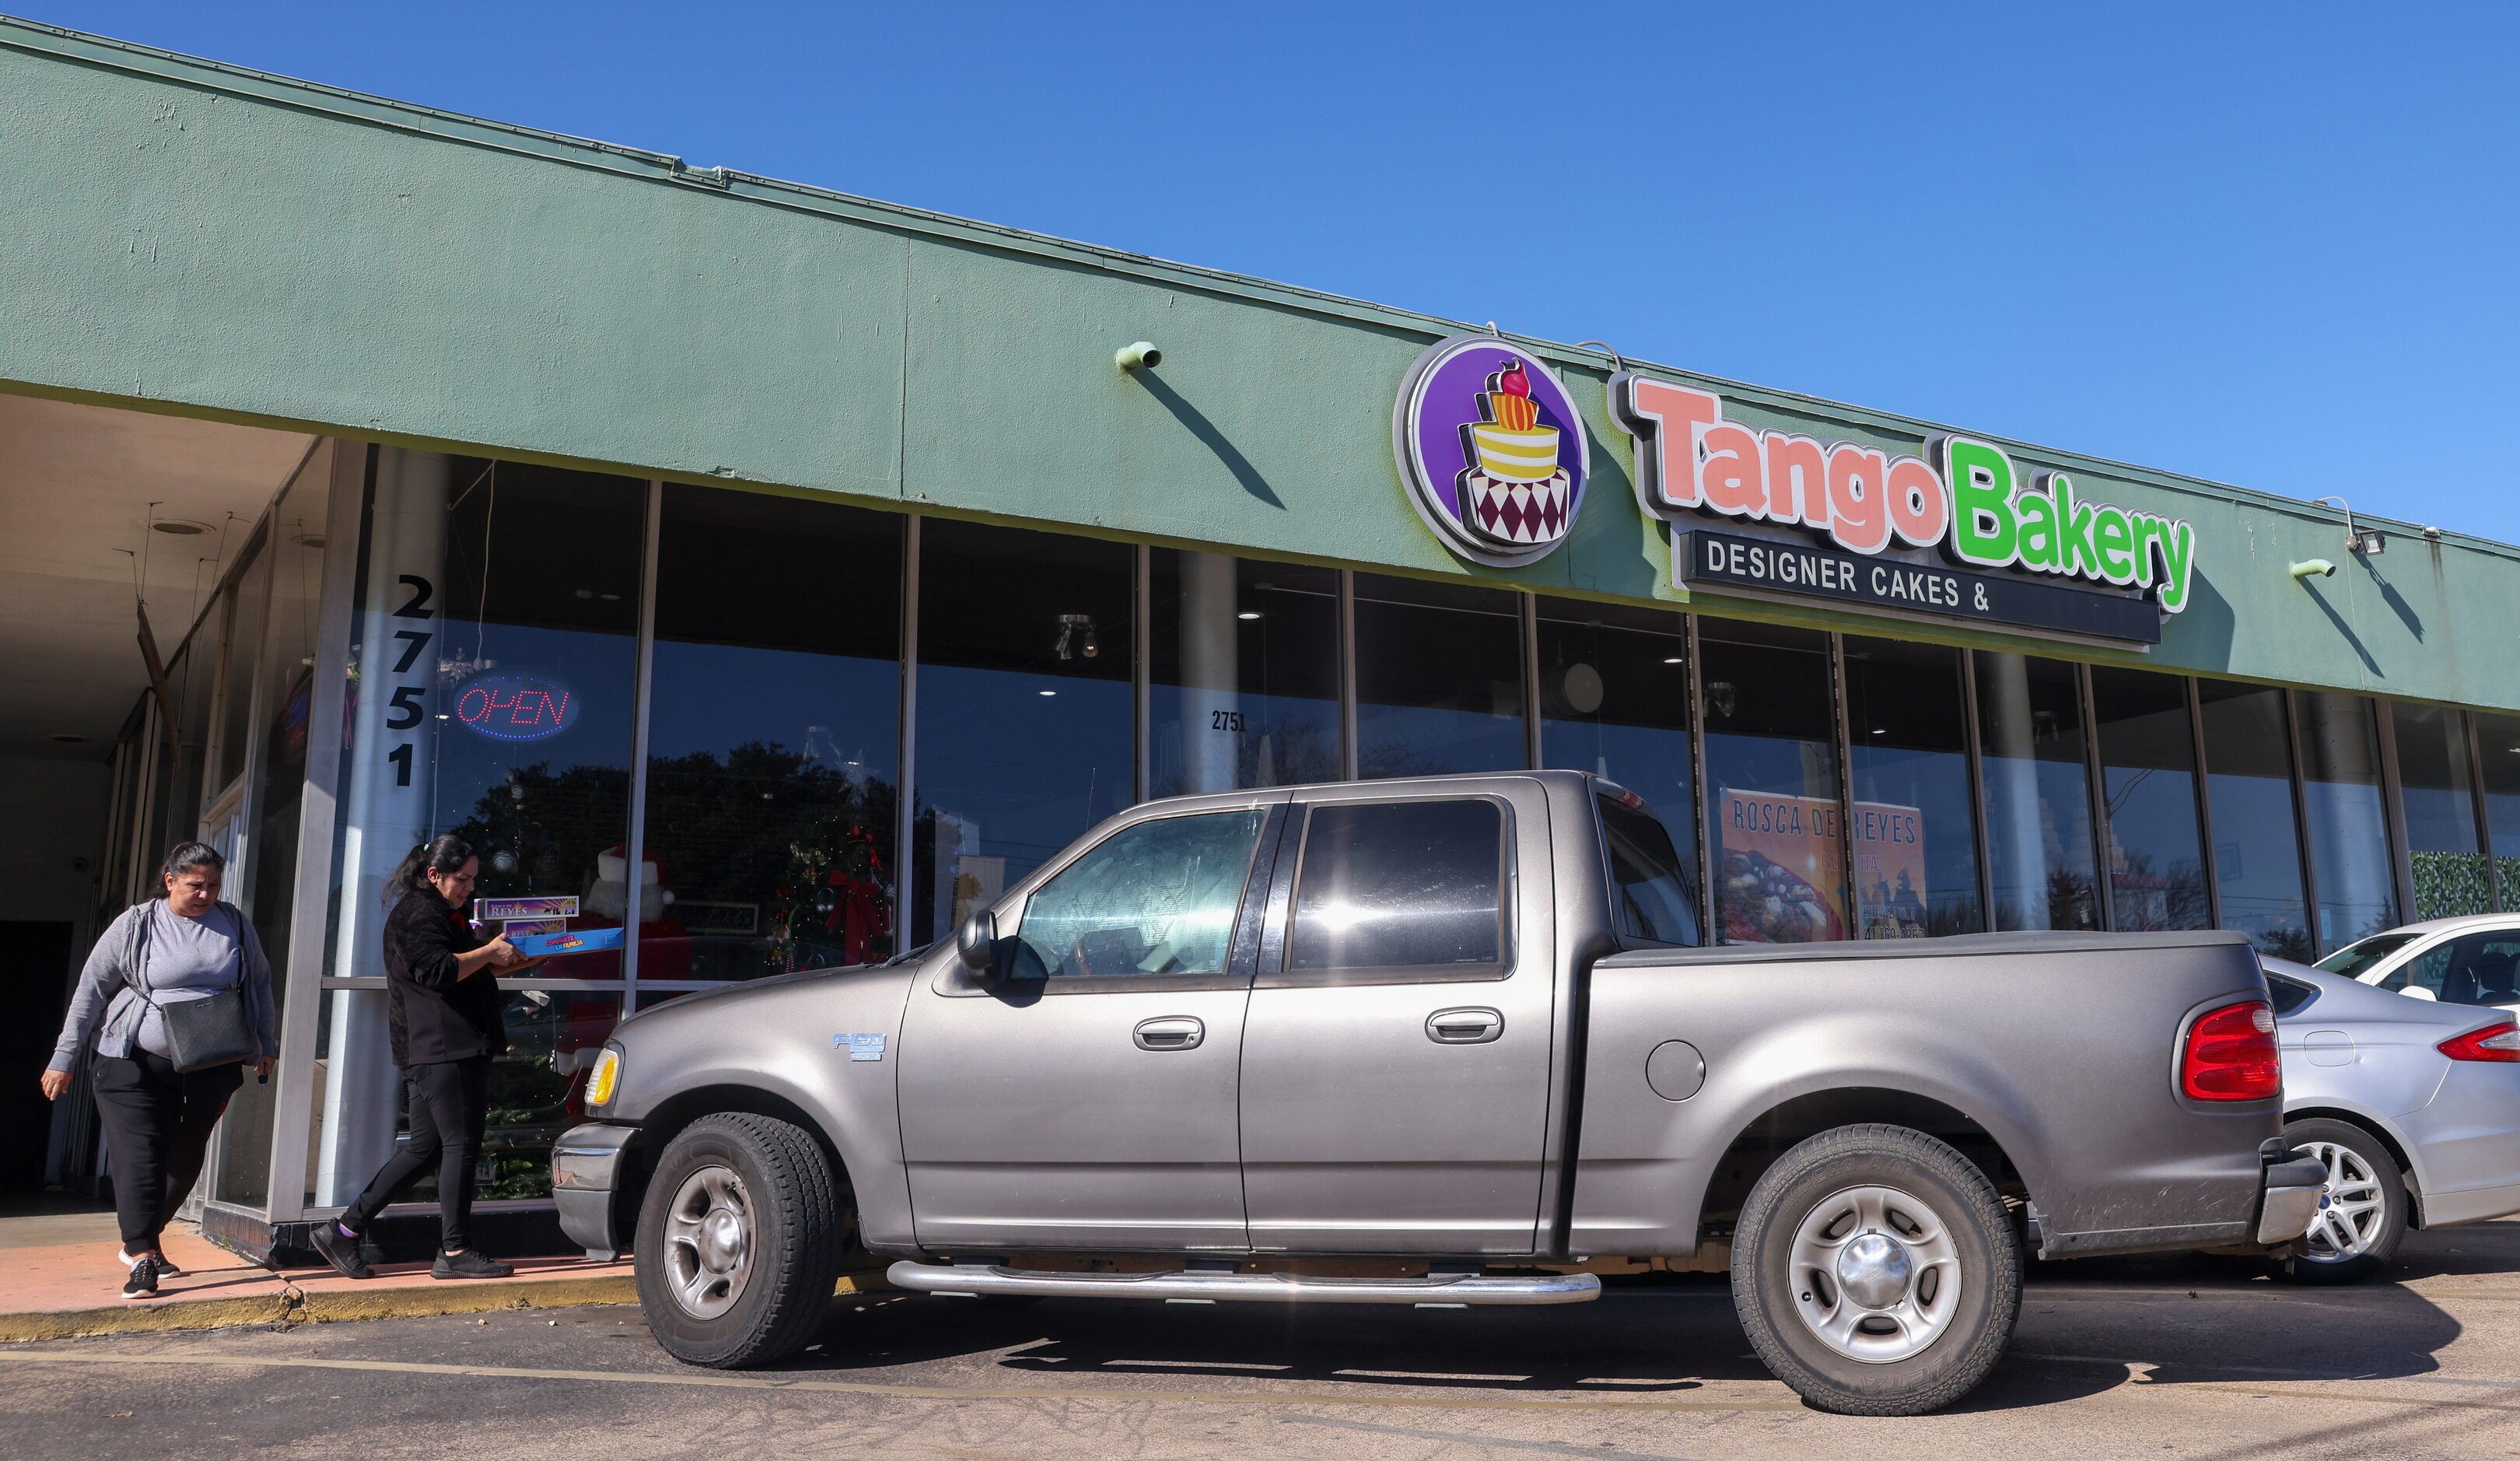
[1598,793,1701,947]
[2313,931,2419,978]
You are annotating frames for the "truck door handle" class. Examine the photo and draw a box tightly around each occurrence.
[1133,1016,1205,1051]
[1426,1007,1503,1044]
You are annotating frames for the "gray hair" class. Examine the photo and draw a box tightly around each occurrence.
[159,841,227,882]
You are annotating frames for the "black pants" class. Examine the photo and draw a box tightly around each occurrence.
[341,1057,491,1252]
[89,1050,246,1249]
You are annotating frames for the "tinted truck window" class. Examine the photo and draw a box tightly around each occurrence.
[1599,794,1701,946]
[1290,800,1503,972]
[1014,809,1267,979]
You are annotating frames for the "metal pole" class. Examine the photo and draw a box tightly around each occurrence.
[1685,613,1714,941]
[1960,647,1997,934]
[2284,688,2323,955]
[621,480,663,1013]
[2078,660,2113,932]
[897,514,922,947]
[1521,592,1543,770]
[2469,709,2501,913]
[1134,544,1152,804]
[1338,570,1359,780]
[1829,632,1860,941]
[2189,678,2224,930]
[2373,699,2417,923]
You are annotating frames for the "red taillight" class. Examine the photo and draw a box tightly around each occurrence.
[2182,1000,2281,1101]
[2438,1021,2520,1063]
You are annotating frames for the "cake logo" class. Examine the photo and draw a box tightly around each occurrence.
[1393,334,1591,566]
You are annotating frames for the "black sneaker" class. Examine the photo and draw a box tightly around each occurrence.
[120,1255,159,1301]
[432,1249,513,1280]
[310,1223,373,1281]
[116,1247,182,1278]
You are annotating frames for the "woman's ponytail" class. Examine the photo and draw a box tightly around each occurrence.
[383,833,474,909]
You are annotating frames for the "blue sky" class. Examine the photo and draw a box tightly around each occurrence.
[33,2,2520,543]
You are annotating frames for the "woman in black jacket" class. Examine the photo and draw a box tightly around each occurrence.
[310,835,533,1280]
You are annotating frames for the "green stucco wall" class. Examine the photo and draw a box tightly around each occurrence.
[5,20,2515,710]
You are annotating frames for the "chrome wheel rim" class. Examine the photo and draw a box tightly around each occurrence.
[2298,1140,2387,1263]
[662,1165,754,1319]
[1786,1184,1964,1365]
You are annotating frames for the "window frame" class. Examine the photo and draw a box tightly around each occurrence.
[1257,792,1518,989]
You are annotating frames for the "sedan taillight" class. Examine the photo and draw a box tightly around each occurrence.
[2438,1021,2520,1063]
[2182,999,2280,1100]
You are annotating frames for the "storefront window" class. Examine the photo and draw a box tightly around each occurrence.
[2483,713,2520,913]
[1535,598,1699,943]
[1148,552,1339,797]
[314,452,644,1207]
[2395,702,2490,920]
[212,525,274,795]
[1976,651,2097,931]
[1701,622,1845,944]
[1843,637,1982,937]
[1353,573,1527,779]
[216,455,333,1207]
[912,518,1132,948]
[2297,692,2398,951]
[359,990,624,1206]
[643,487,901,979]
[2199,681,2311,960]
[2092,667,2209,932]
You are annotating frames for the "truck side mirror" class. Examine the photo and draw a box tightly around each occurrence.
[957,909,1000,981]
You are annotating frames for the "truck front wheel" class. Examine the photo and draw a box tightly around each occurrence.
[1731,1123,2020,1415]
[635,1112,848,1368]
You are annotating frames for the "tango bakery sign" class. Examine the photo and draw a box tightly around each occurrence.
[1611,375,2196,643]
[1391,336,2197,643]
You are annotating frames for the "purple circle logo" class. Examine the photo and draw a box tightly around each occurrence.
[1392,334,1591,566]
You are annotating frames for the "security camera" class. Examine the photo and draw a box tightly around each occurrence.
[1115,342,1161,371]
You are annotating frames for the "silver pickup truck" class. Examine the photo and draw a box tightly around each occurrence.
[553,771,2323,1414]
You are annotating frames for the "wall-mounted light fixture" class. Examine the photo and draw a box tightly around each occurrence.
[2291,558,2336,580]
[1115,342,1161,371]
[2312,496,2385,555]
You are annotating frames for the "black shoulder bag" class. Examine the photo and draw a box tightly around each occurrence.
[136,902,260,1074]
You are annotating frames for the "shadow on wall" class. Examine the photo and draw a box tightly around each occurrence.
[2299,580,2382,676]
[2357,552,2424,643]
[1129,370,1285,510]
[2163,567,2238,674]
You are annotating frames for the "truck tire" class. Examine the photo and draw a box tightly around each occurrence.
[2273,1117,2406,1285]
[635,1112,847,1368]
[1731,1123,2020,1416]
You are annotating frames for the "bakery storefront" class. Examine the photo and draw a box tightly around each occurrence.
[7,21,2519,1259]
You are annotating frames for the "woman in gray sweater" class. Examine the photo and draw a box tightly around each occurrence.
[41,841,277,1299]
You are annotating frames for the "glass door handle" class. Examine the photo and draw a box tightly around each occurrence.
[1133,1016,1206,1051]
[1426,1007,1503,1044]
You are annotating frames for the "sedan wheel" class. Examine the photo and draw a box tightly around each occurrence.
[2273,1117,2406,1285]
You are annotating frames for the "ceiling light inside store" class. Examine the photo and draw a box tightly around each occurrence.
[292,533,326,549]
[1039,689,1058,697]
[150,518,212,536]
[1237,611,1263,621]
[1661,657,1683,665]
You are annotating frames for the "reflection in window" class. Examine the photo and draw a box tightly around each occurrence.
[379,991,623,1203]
[1353,574,1525,778]
[1701,622,1845,944]
[912,519,1132,947]
[2092,668,2209,931]
[2395,702,2490,920]
[1149,552,1339,797]
[2483,713,2520,913]
[1014,811,1267,979]
[1976,652,2097,932]
[2298,692,2398,952]
[1844,637,1983,937]
[1536,600,1699,944]
[645,487,901,979]
[434,462,646,973]
[2199,681,2310,960]
[1290,801,1504,972]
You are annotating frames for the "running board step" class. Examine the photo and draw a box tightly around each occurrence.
[885,1262,1601,1306]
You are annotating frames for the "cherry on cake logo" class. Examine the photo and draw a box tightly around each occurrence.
[1392,333,1591,566]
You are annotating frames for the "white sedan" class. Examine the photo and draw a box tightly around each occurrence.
[2315,914,2520,1011]
[2260,955,2520,1281]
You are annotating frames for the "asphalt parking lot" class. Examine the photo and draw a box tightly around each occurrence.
[9,1221,2520,1459]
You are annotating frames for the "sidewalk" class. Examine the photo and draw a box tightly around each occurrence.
[0,1200,639,1341]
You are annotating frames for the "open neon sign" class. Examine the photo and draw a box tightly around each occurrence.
[454,673,579,742]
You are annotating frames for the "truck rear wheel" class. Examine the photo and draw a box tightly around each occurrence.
[635,1112,847,1368]
[1731,1123,2019,1416]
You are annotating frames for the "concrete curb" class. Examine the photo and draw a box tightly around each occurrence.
[0,1271,887,1342]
